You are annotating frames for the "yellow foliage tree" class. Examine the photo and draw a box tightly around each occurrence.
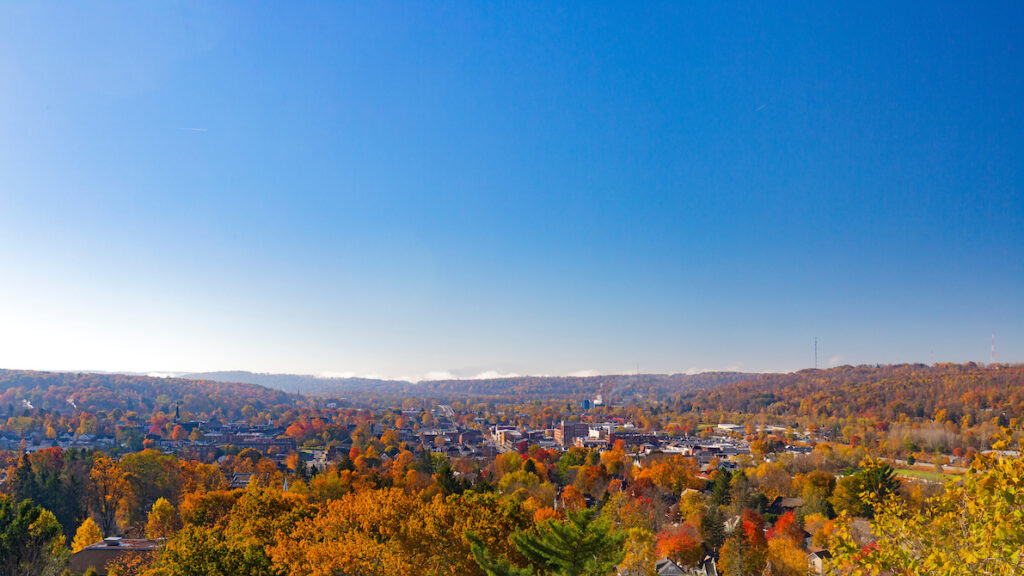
[618,528,658,576]
[830,454,1024,575]
[145,497,181,540]
[270,488,529,576]
[89,455,132,536]
[72,516,104,553]
[765,537,809,576]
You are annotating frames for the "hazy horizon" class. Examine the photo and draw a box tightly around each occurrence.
[1,357,1013,386]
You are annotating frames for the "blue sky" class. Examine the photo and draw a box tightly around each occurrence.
[0,2,1021,379]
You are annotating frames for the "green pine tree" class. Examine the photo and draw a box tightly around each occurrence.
[468,532,534,576]
[471,508,626,576]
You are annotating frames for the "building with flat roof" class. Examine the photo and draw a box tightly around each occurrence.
[68,537,160,575]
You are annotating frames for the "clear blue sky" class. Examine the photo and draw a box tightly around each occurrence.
[1,2,1021,379]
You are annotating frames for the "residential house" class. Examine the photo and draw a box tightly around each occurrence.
[808,548,831,575]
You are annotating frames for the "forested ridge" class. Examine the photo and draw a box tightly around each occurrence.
[0,369,295,415]
[183,370,757,401]
[687,363,1024,423]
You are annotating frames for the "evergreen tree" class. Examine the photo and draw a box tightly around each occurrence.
[829,458,901,518]
[435,459,465,495]
[468,532,534,576]
[700,505,727,552]
[709,469,732,507]
[414,448,435,474]
[523,459,538,475]
[471,508,626,576]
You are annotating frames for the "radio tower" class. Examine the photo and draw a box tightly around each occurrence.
[814,337,818,369]
[991,332,996,366]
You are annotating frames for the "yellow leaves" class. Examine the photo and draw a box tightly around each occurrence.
[749,461,793,501]
[765,537,807,576]
[830,454,1024,575]
[618,528,658,576]
[179,460,228,495]
[270,489,530,576]
[145,497,181,539]
[72,517,104,553]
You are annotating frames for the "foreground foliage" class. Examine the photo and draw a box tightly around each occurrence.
[0,495,68,576]
[831,454,1024,575]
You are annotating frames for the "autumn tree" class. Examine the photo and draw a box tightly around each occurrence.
[830,454,1024,575]
[0,496,68,576]
[145,497,182,540]
[618,528,658,576]
[179,490,242,529]
[764,512,808,576]
[274,488,529,576]
[90,455,131,535]
[179,461,228,496]
[718,510,768,576]
[142,524,276,576]
[171,425,188,442]
[829,459,899,518]
[72,516,104,553]
[656,524,703,567]
[795,469,835,519]
[560,485,586,513]
[119,450,183,534]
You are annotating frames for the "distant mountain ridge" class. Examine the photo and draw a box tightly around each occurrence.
[180,370,759,399]
[183,371,405,396]
[0,369,294,414]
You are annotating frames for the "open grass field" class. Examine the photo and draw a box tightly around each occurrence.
[895,467,961,482]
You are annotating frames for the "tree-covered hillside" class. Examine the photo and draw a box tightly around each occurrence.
[0,370,295,415]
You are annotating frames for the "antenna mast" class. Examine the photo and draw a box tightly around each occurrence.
[991,332,996,366]
[814,337,818,369]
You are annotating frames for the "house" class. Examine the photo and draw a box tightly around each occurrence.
[68,537,160,575]
[696,555,719,576]
[655,558,687,575]
[653,556,718,576]
[767,496,805,515]
[808,548,832,575]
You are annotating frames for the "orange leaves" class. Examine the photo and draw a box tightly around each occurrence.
[741,509,767,549]
[561,485,586,513]
[656,524,703,567]
[767,511,803,545]
[171,424,188,441]
[533,506,560,524]
[285,422,306,441]
[634,455,703,493]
